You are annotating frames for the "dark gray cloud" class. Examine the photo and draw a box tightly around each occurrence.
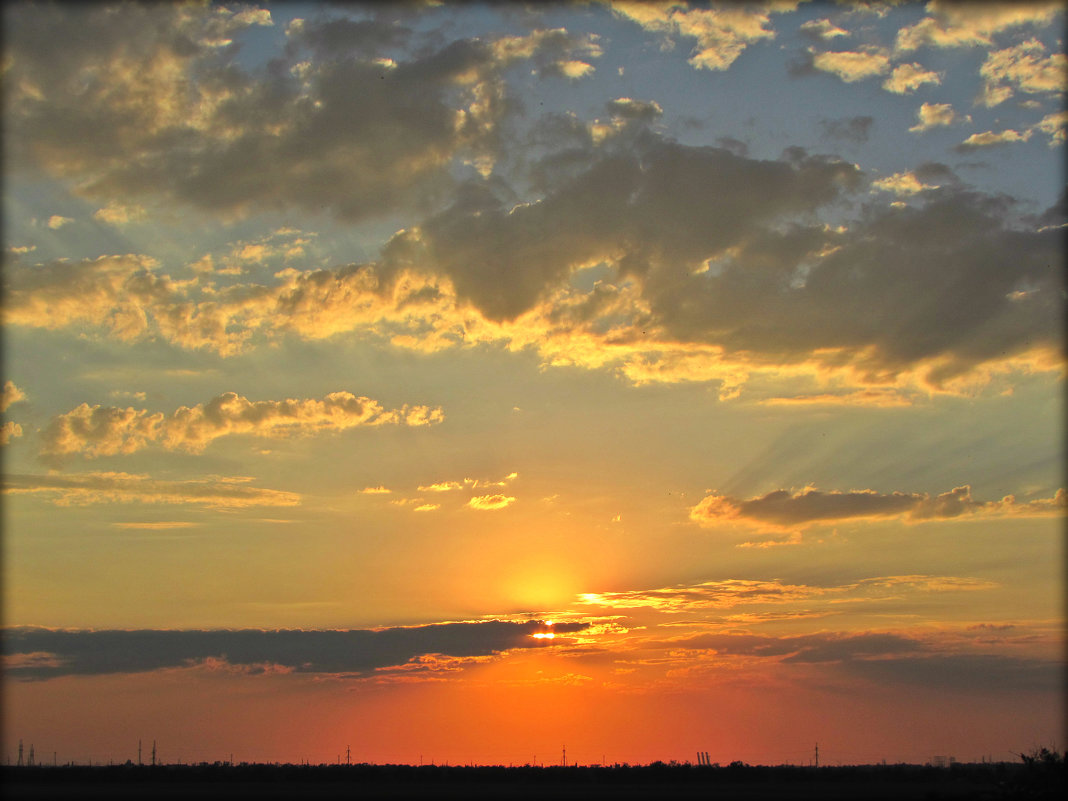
[2,620,588,680]
[820,115,874,144]
[388,137,861,320]
[0,5,567,221]
[660,630,1061,692]
[691,486,1065,528]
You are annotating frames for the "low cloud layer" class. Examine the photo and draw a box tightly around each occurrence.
[4,472,300,509]
[577,575,995,613]
[40,392,443,460]
[2,620,587,680]
[690,486,1066,529]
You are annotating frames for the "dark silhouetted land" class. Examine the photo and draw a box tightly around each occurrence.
[4,759,1065,800]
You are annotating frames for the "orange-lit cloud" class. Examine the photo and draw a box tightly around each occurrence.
[40,391,443,459]
[1,381,27,413]
[690,486,1066,530]
[881,62,941,94]
[978,39,1067,107]
[576,575,996,613]
[612,3,784,72]
[810,48,891,83]
[4,471,300,508]
[895,3,1060,52]
[467,494,516,511]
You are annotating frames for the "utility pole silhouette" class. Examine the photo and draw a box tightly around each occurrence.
[17,740,23,767]
[151,740,156,767]
[562,745,566,767]
[814,743,819,768]
[138,740,142,766]
[346,746,350,766]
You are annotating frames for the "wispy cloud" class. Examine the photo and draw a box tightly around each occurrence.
[40,391,444,459]
[690,486,1066,530]
[4,472,300,509]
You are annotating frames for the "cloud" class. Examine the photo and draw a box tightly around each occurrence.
[467,494,516,511]
[895,3,1061,52]
[955,129,1033,150]
[689,486,1066,530]
[360,486,392,494]
[871,171,941,196]
[4,135,1062,397]
[92,201,146,225]
[1035,110,1068,146]
[819,115,873,144]
[46,215,73,229]
[577,575,996,613]
[39,391,444,459]
[1,620,588,680]
[978,40,1067,107]
[809,48,891,83]
[800,19,849,40]
[882,62,942,94]
[4,472,300,509]
[2,5,599,222]
[1,422,24,445]
[612,2,784,71]
[413,503,440,512]
[111,522,199,530]
[908,101,967,132]
[1,381,26,412]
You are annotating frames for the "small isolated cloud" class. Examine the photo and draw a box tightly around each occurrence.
[467,494,516,511]
[413,503,440,512]
[360,486,392,494]
[2,381,27,412]
[882,62,942,94]
[4,472,300,509]
[606,97,664,121]
[40,391,445,459]
[47,215,73,229]
[93,201,146,225]
[689,486,1066,530]
[800,19,849,40]
[955,129,1033,151]
[978,39,1067,107]
[871,170,940,196]
[1,422,24,445]
[908,101,967,132]
[1034,110,1068,146]
[810,48,891,83]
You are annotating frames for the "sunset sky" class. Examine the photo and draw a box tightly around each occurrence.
[2,0,1064,768]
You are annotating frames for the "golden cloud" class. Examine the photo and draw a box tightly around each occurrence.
[41,391,444,459]
[467,494,516,511]
[577,574,997,613]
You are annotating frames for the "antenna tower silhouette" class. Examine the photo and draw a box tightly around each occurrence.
[814,743,819,768]
[17,740,23,767]
[562,745,566,767]
[151,740,156,767]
